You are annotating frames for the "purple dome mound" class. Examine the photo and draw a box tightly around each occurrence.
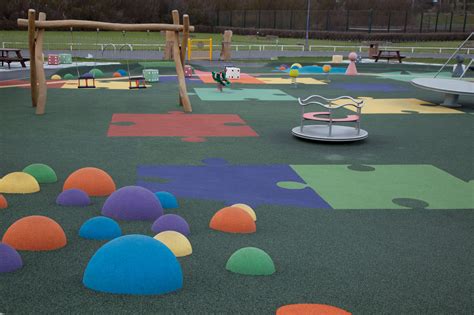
[56,189,91,207]
[151,214,190,236]
[0,243,23,273]
[102,186,163,221]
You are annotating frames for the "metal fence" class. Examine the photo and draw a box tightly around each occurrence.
[215,10,474,33]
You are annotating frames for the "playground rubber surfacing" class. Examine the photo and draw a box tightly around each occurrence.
[0,61,473,314]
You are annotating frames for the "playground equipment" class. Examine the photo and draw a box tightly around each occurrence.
[184,65,193,77]
[187,38,212,61]
[225,67,240,79]
[212,71,231,92]
[289,63,301,87]
[411,32,474,107]
[70,27,99,89]
[289,67,300,87]
[292,95,368,142]
[332,55,343,63]
[119,42,146,89]
[345,52,358,75]
[322,64,331,82]
[143,69,160,83]
[18,9,194,114]
[452,55,466,77]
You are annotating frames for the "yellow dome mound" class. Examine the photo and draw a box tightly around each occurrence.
[0,172,40,194]
[154,231,192,257]
[231,203,257,221]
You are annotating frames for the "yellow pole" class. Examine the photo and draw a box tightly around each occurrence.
[209,38,213,61]
[187,38,191,60]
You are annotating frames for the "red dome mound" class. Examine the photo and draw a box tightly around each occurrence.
[0,194,7,209]
[276,304,351,315]
[2,215,67,251]
[209,207,256,234]
[63,167,116,197]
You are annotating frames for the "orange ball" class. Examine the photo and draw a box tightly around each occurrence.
[63,167,116,197]
[277,304,351,315]
[2,215,67,251]
[209,206,256,233]
[323,64,332,73]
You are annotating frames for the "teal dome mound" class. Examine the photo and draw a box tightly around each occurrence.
[226,247,275,276]
[83,234,183,295]
[89,68,105,78]
[22,163,57,183]
[64,73,75,80]
[155,191,179,209]
[79,216,122,240]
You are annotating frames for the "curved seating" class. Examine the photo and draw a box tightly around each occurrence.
[292,94,368,142]
[303,112,360,122]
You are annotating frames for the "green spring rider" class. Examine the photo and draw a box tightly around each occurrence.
[212,71,231,92]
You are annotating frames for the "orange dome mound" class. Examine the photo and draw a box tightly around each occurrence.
[0,194,7,209]
[276,304,351,315]
[63,167,116,197]
[209,206,256,234]
[2,215,67,251]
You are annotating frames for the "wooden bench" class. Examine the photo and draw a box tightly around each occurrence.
[0,48,29,69]
[372,50,406,63]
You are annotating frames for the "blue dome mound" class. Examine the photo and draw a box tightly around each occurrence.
[117,69,127,76]
[155,191,179,209]
[83,234,183,295]
[79,216,122,240]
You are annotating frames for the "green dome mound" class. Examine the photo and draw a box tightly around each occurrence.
[64,73,75,80]
[89,68,105,78]
[226,247,275,276]
[22,163,57,183]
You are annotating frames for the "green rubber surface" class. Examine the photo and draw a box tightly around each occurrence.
[0,61,473,314]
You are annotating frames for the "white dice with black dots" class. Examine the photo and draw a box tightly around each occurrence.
[225,67,240,79]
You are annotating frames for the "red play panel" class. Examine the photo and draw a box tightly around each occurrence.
[194,70,264,84]
[0,80,28,87]
[107,112,259,142]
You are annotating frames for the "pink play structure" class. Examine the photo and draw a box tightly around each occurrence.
[346,52,358,76]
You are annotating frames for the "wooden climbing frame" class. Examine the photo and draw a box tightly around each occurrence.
[18,9,194,115]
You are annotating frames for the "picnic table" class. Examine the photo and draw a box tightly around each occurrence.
[372,50,406,63]
[0,48,29,69]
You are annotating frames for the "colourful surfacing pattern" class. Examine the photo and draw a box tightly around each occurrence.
[107,112,258,142]
[332,97,464,114]
[137,159,473,210]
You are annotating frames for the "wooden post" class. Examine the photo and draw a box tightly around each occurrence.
[163,31,174,60]
[180,15,190,66]
[220,30,232,61]
[27,9,38,107]
[35,12,47,115]
[172,10,192,113]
